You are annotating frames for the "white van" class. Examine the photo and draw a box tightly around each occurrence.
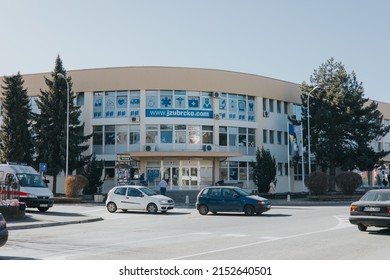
[0,163,54,212]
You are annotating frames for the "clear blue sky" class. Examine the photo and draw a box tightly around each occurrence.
[1,0,389,103]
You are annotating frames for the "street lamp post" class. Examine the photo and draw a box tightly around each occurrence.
[307,86,320,175]
[57,73,69,177]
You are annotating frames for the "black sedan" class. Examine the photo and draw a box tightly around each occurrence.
[349,189,390,231]
[0,213,8,247]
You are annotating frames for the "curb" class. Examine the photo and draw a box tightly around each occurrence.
[7,217,104,231]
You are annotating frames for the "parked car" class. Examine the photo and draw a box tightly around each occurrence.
[106,185,175,214]
[0,213,8,247]
[349,189,390,231]
[196,186,271,216]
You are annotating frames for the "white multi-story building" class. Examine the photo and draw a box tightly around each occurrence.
[1,66,389,193]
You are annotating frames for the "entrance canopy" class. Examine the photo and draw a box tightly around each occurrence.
[124,151,241,161]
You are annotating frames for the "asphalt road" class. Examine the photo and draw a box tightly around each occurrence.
[2,204,390,260]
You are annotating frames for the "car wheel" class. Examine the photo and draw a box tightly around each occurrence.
[358,224,367,232]
[244,205,255,216]
[147,203,158,214]
[198,204,209,215]
[38,207,49,212]
[107,202,117,213]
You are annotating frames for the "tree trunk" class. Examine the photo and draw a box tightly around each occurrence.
[52,175,57,194]
[328,163,336,192]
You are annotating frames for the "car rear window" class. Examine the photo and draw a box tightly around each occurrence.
[361,191,390,201]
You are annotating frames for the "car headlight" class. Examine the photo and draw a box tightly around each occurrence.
[27,193,37,198]
[159,199,168,204]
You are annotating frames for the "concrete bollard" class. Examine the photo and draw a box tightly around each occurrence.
[185,195,189,205]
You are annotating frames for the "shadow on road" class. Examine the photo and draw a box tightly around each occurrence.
[111,210,191,216]
[368,228,390,236]
[203,213,292,218]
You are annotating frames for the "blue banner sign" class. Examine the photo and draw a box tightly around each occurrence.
[146,109,213,118]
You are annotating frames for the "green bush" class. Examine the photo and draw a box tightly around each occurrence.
[305,171,329,195]
[335,172,362,195]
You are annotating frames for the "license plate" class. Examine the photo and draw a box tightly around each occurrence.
[364,207,380,212]
[39,204,49,207]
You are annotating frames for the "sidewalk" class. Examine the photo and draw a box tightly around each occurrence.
[7,206,103,230]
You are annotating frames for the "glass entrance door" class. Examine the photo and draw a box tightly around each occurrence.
[181,167,199,188]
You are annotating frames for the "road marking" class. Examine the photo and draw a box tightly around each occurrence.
[222,234,248,237]
[171,215,353,260]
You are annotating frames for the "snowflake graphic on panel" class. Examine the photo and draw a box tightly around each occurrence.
[161,96,172,107]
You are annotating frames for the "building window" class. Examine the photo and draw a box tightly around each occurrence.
[263,98,268,111]
[228,127,238,146]
[229,161,238,180]
[238,128,247,147]
[269,99,274,113]
[129,90,140,117]
[277,100,281,114]
[104,126,115,145]
[160,124,173,143]
[248,96,255,121]
[188,125,201,144]
[228,94,237,120]
[284,101,288,114]
[263,129,268,144]
[278,163,283,176]
[292,103,302,121]
[129,125,140,145]
[77,92,84,106]
[116,125,128,153]
[146,125,158,144]
[248,128,256,147]
[160,90,173,108]
[175,125,186,143]
[116,91,128,117]
[93,126,103,154]
[174,90,186,108]
[104,91,115,117]
[239,162,248,180]
[104,125,115,154]
[202,126,213,144]
[277,131,282,145]
[269,130,274,144]
[219,126,228,146]
[93,92,103,118]
[146,90,158,108]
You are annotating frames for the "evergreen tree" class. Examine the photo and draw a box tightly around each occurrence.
[81,154,104,195]
[32,55,92,193]
[301,58,389,189]
[251,147,276,193]
[0,73,34,164]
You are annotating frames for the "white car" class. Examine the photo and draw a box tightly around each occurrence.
[106,185,175,213]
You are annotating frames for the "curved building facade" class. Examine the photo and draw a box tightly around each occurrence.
[1,66,390,193]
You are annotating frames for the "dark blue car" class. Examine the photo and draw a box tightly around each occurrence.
[196,186,271,216]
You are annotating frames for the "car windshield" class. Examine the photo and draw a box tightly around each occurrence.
[139,187,158,196]
[16,173,47,188]
[360,191,390,202]
[233,188,251,196]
